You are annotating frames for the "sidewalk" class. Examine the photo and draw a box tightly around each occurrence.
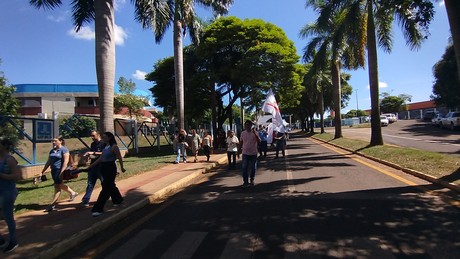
[1,152,229,259]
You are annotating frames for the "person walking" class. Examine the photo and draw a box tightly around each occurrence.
[239,120,260,188]
[0,138,21,253]
[274,129,286,158]
[202,131,213,162]
[190,129,201,163]
[40,137,78,212]
[258,125,268,157]
[80,131,104,206]
[175,129,188,164]
[226,130,239,169]
[84,132,126,217]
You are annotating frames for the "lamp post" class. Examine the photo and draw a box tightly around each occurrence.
[355,89,359,117]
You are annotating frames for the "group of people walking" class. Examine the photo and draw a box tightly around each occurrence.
[173,129,213,164]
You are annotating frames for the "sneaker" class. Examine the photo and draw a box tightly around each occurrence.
[250,181,254,187]
[45,205,55,212]
[174,161,179,164]
[3,241,18,253]
[70,192,78,202]
[92,211,103,217]
[183,160,187,163]
[241,183,250,189]
[0,239,6,249]
[81,201,90,207]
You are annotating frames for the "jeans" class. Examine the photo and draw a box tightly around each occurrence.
[92,162,123,213]
[176,143,187,162]
[241,154,257,184]
[227,151,237,168]
[0,189,18,243]
[82,165,102,203]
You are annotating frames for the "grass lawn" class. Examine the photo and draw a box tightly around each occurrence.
[311,132,460,185]
[14,145,176,215]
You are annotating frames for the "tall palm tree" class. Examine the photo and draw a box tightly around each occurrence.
[30,0,117,132]
[317,0,434,146]
[300,3,364,139]
[443,0,460,84]
[134,0,234,130]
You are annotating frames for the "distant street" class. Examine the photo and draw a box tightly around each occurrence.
[66,132,460,258]
[333,119,460,156]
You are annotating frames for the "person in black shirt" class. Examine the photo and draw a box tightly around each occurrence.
[81,131,104,206]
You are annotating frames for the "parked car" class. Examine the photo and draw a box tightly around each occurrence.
[423,111,439,121]
[380,115,389,126]
[440,112,460,130]
[431,113,444,127]
[382,113,397,123]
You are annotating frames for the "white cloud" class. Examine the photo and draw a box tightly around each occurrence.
[68,26,95,40]
[68,24,128,46]
[47,10,69,22]
[115,0,127,11]
[114,24,128,46]
[366,82,388,89]
[133,70,148,80]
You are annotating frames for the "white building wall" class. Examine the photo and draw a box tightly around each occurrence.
[42,97,75,116]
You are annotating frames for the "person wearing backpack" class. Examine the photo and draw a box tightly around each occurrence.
[0,138,21,253]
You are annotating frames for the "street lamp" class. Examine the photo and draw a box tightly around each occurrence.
[355,89,359,116]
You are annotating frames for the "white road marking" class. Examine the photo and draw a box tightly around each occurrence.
[105,229,163,259]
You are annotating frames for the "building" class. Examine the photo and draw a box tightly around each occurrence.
[12,83,156,120]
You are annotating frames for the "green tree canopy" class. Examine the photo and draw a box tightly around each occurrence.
[380,95,410,113]
[0,59,20,145]
[114,77,149,119]
[431,44,460,109]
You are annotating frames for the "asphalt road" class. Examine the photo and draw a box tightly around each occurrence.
[66,132,460,258]
[334,119,460,156]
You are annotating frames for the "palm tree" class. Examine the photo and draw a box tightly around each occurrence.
[443,0,460,84]
[317,0,434,146]
[134,0,234,130]
[300,3,364,139]
[31,0,117,132]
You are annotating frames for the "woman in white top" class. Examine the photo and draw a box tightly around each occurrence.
[226,130,239,169]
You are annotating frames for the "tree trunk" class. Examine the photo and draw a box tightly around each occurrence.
[444,0,460,85]
[210,82,217,147]
[331,61,342,139]
[319,89,325,134]
[95,0,115,133]
[367,0,383,146]
[173,17,185,130]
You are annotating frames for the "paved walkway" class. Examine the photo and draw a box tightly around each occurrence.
[0,152,229,259]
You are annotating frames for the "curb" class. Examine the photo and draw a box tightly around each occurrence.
[36,155,229,259]
[309,136,460,193]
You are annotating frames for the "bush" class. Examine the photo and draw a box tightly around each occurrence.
[59,116,97,138]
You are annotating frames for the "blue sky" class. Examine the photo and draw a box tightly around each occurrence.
[0,0,451,113]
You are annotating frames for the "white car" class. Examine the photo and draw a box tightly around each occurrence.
[380,115,389,126]
[440,112,460,130]
[382,113,397,123]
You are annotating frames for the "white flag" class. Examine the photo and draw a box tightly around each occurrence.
[262,89,283,127]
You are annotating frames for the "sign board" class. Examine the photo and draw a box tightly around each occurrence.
[35,121,53,142]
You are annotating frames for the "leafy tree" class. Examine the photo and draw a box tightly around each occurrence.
[315,0,434,145]
[380,95,408,113]
[59,116,97,138]
[146,46,211,127]
[431,44,460,109]
[301,1,364,138]
[196,17,303,132]
[114,77,149,119]
[0,59,20,145]
[345,109,367,118]
[134,0,234,130]
[443,0,460,84]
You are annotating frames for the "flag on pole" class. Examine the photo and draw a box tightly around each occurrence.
[262,89,283,127]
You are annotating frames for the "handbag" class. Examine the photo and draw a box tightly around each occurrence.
[62,168,79,180]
